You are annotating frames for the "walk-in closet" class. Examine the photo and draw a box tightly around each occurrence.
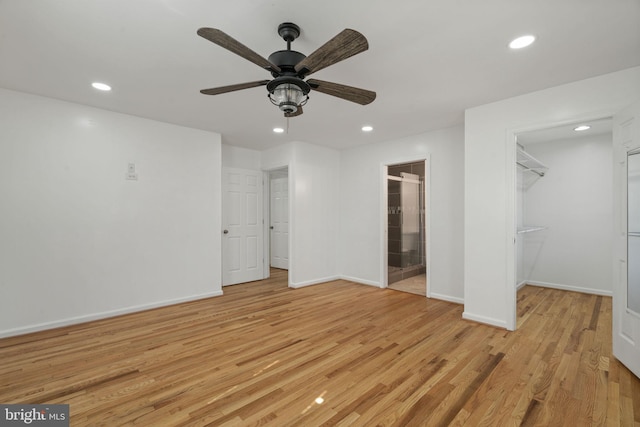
[516,119,614,295]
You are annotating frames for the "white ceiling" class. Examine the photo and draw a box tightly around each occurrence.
[517,117,613,145]
[1,0,639,151]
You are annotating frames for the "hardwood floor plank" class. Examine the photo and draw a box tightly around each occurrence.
[435,352,505,426]
[606,381,621,426]
[1,276,639,426]
[632,372,640,425]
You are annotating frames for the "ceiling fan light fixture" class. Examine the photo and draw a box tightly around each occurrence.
[267,77,310,114]
[198,23,375,117]
[269,83,309,113]
[270,83,307,113]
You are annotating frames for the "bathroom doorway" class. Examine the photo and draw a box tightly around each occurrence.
[386,161,427,296]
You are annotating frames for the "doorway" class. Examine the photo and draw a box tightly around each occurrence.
[386,161,427,296]
[269,168,289,271]
[513,118,614,325]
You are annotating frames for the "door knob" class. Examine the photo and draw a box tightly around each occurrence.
[270,226,274,229]
[223,229,229,234]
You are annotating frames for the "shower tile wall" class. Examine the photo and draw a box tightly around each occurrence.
[388,161,426,285]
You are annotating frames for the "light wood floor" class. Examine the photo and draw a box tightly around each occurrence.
[1,270,639,426]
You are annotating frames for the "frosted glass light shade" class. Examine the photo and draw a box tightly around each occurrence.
[269,83,307,113]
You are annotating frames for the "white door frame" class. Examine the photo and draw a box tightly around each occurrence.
[380,157,431,296]
[268,170,289,270]
[262,165,292,285]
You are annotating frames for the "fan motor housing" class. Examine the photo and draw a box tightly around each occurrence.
[268,50,307,77]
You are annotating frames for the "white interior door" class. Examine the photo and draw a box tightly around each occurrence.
[222,168,263,286]
[613,100,640,378]
[270,177,289,270]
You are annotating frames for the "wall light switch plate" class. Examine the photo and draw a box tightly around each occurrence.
[126,172,138,181]
[128,163,136,173]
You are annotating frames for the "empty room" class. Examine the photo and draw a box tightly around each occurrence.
[1,1,639,425]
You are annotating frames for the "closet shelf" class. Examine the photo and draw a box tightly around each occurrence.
[517,226,548,234]
[517,148,548,177]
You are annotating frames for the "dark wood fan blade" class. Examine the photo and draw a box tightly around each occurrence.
[295,29,368,76]
[307,79,376,105]
[285,106,303,118]
[197,28,281,73]
[200,80,270,95]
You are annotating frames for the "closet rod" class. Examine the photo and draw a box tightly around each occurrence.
[517,226,547,234]
[516,162,545,177]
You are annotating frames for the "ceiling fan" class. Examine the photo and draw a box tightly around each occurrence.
[197,23,376,117]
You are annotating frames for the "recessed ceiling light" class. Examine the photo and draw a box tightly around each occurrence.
[91,82,112,91]
[273,127,284,133]
[574,125,591,132]
[509,35,536,49]
[362,125,373,132]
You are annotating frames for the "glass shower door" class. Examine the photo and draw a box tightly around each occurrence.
[400,173,422,269]
[387,165,425,286]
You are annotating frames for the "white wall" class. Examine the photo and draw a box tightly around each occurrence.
[221,142,340,288]
[262,142,294,172]
[521,134,613,295]
[0,88,222,337]
[339,126,465,302]
[465,66,640,330]
[288,142,340,287]
[222,144,261,170]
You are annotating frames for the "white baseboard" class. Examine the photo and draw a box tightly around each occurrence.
[524,280,612,296]
[430,293,464,305]
[338,277,463,304]
[290,275,341,289]
[516,280,527,290]
[339,275,382,288]
[0,290,224,339]
[462,311,508,329]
